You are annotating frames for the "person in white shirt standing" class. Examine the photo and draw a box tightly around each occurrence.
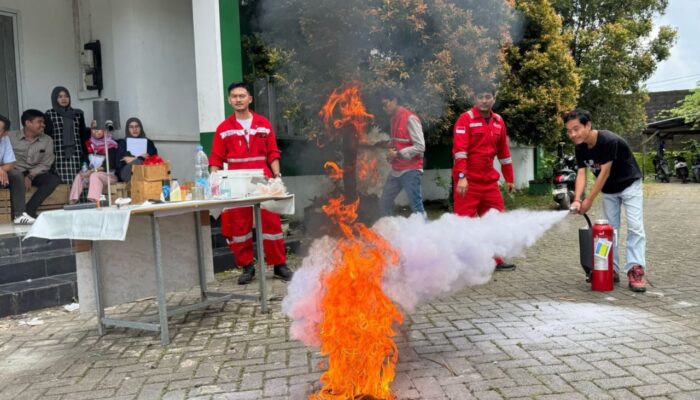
[379,89,426,217]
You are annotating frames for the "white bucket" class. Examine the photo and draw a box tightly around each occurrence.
[217,169,264,198]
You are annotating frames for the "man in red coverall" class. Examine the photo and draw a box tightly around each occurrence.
[452,84,516,271]
[210,82,293,285]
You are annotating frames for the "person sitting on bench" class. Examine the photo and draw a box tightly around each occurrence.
[8,110,61,224]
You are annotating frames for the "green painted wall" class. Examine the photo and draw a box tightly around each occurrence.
[218,0,243,116]
[200,1,244,148]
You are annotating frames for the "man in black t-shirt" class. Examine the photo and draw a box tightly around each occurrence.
[564,109,647,292]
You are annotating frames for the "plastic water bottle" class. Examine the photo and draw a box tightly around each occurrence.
[80,162,89,186]
[195,145,211,199]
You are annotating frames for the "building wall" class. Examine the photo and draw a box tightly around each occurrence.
[87,0,200,180]
[0,0,79,117]
[0,0,200,180]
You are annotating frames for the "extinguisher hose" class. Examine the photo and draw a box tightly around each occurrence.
[569,207,593,228]
[582,213,592,229]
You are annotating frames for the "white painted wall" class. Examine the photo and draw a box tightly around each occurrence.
[493,144,535,189]
[192,0,225,133]
[0,0,201,180]
[88,0,200,180]
[0,0,83,118]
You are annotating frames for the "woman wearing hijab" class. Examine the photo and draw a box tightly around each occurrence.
[45,86,89,183]
[115,117,159,182]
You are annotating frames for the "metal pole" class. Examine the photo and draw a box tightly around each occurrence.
[254,204,268,313]
[104,128,112,205]
[90,241,105,335]
[151,215,170,345]
[194,211,207,301]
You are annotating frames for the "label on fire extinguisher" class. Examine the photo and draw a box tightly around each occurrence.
[594,255,608,271]
[593,238,612,270]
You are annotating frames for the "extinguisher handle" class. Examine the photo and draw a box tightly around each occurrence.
[568,207,592,228]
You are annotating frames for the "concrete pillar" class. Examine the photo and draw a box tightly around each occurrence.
[191,0,243,152]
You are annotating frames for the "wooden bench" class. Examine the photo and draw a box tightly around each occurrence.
[0,182,130,223]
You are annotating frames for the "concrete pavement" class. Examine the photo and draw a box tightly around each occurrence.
[1,182,699,399]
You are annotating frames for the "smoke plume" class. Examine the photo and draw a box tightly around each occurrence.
[251,0,524,128]
[283,209,569,346]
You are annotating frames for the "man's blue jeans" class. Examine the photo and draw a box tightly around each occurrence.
[380,170,425,217]
[601,179,646,273]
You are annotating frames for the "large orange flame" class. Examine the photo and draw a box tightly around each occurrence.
[320,81,374,144]
[312,83,403,399]
[315,196,403,400]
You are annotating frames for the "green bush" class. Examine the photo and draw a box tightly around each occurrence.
[633,151,656,177]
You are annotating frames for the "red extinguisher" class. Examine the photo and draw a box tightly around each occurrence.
[591,219,614,291]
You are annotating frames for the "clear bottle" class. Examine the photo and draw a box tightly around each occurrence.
[195,145,211,199]
[170,179,182,201]
[80,162,90,186]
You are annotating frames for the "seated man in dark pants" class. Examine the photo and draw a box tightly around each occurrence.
[8,110,61,224]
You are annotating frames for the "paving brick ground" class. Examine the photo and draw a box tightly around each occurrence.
[1,182,698,400]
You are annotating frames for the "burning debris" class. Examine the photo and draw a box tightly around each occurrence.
[324,161,344,182]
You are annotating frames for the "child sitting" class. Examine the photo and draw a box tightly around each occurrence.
[69,121,118,204]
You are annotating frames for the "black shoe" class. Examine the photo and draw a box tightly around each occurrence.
[237,264,255,285]
[274,264,294,281]
[495,262,516,271]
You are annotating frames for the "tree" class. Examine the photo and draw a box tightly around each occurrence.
[552,0,677,135]
[250,0,520,144]
[498,0,580,148]
[670,83,700,128]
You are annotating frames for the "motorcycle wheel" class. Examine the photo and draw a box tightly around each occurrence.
[557,195,570,210]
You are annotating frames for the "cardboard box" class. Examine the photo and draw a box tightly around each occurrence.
[130,180,163,204]
[132,161,170,182]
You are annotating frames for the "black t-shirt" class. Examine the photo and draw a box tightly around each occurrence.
[575,130,641,194]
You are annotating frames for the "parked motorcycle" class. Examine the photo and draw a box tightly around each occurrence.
[674,153,690,183]
[652,153,671,183]
[692,154,700,183]
[552,142,576,210]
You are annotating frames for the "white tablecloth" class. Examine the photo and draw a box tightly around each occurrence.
[25,208,131,241]
[24,195,295,241]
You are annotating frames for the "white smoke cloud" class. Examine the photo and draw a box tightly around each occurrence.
[377,210,569,312]
[283,209,569,346]
[281,236,338,347]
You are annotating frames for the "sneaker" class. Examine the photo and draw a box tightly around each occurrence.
[495,262,516,272]
[627,265,647,292]
[13,212,36,225]
[237,264,255,285]
[274,264,294,281]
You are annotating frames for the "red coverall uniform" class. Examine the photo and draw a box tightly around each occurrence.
[452,107,514,264]
[209,112,286,268]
